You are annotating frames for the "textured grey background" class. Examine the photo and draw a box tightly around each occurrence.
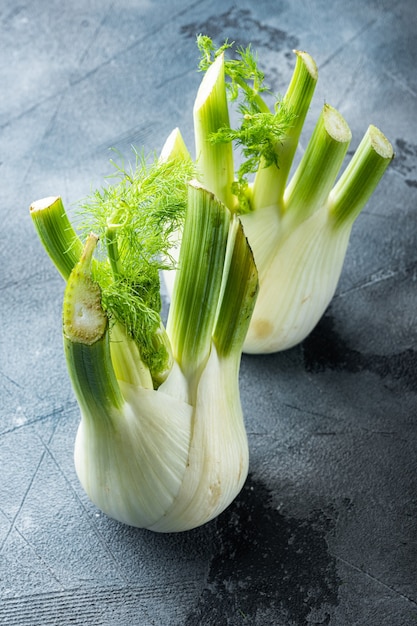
[1,1,416,624]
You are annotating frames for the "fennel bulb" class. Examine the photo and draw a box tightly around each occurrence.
[162,37,394,353]
[30,169,258,532]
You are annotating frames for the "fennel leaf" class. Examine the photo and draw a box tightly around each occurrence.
[197,35,295,201]
[77,149,194,373]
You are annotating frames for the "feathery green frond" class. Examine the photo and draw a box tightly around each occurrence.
[76,149,195,376]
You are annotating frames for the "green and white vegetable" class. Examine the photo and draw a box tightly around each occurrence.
[30,157,258,532]
[162,36,394,353]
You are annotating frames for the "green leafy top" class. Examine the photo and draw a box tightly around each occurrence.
[78,149,195,375]
[196,35,295,201]
[197,35,268,107]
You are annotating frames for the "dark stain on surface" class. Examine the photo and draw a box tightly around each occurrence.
[185,477,340,625]
[392,138,417,187]
[302,314,417,391]
[180,6,299,61]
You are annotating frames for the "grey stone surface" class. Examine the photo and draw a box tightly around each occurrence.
[0,1,416,624]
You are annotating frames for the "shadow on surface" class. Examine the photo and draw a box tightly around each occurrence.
[185,476,340,626]
[303,312,417,392]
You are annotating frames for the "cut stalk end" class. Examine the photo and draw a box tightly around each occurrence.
[329,125,394,227]
[293,50,318,81]
[194,53,225,112]
[63,234,107,346]
[368,124,394,159]
[30,196,83,280]
[159,127,192,163]
[30,196,61,212]
[283,104,351,224]
[252,50,318,211]
[323,103,352,143]
[193,53,235,209]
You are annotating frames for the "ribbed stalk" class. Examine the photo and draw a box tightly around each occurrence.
[193,53,235,209]
[213,216,258,357]
[30,195,155,390]
[252,50,318,211]
[283,104,351,226]
[30,196,83,280]
[329,125,394,228]
[105,222,123,278]
[65,334,124,420]
[109,322,154,389]
[63,234,124,418]
[166,182,230,381]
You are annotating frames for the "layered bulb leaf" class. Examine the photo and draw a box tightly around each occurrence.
[241,112,394,353]
[162,38,394,353]
[30,178,258,532]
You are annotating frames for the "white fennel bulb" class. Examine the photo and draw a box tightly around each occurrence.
[31,175,258,532]
[161,37,394,353]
